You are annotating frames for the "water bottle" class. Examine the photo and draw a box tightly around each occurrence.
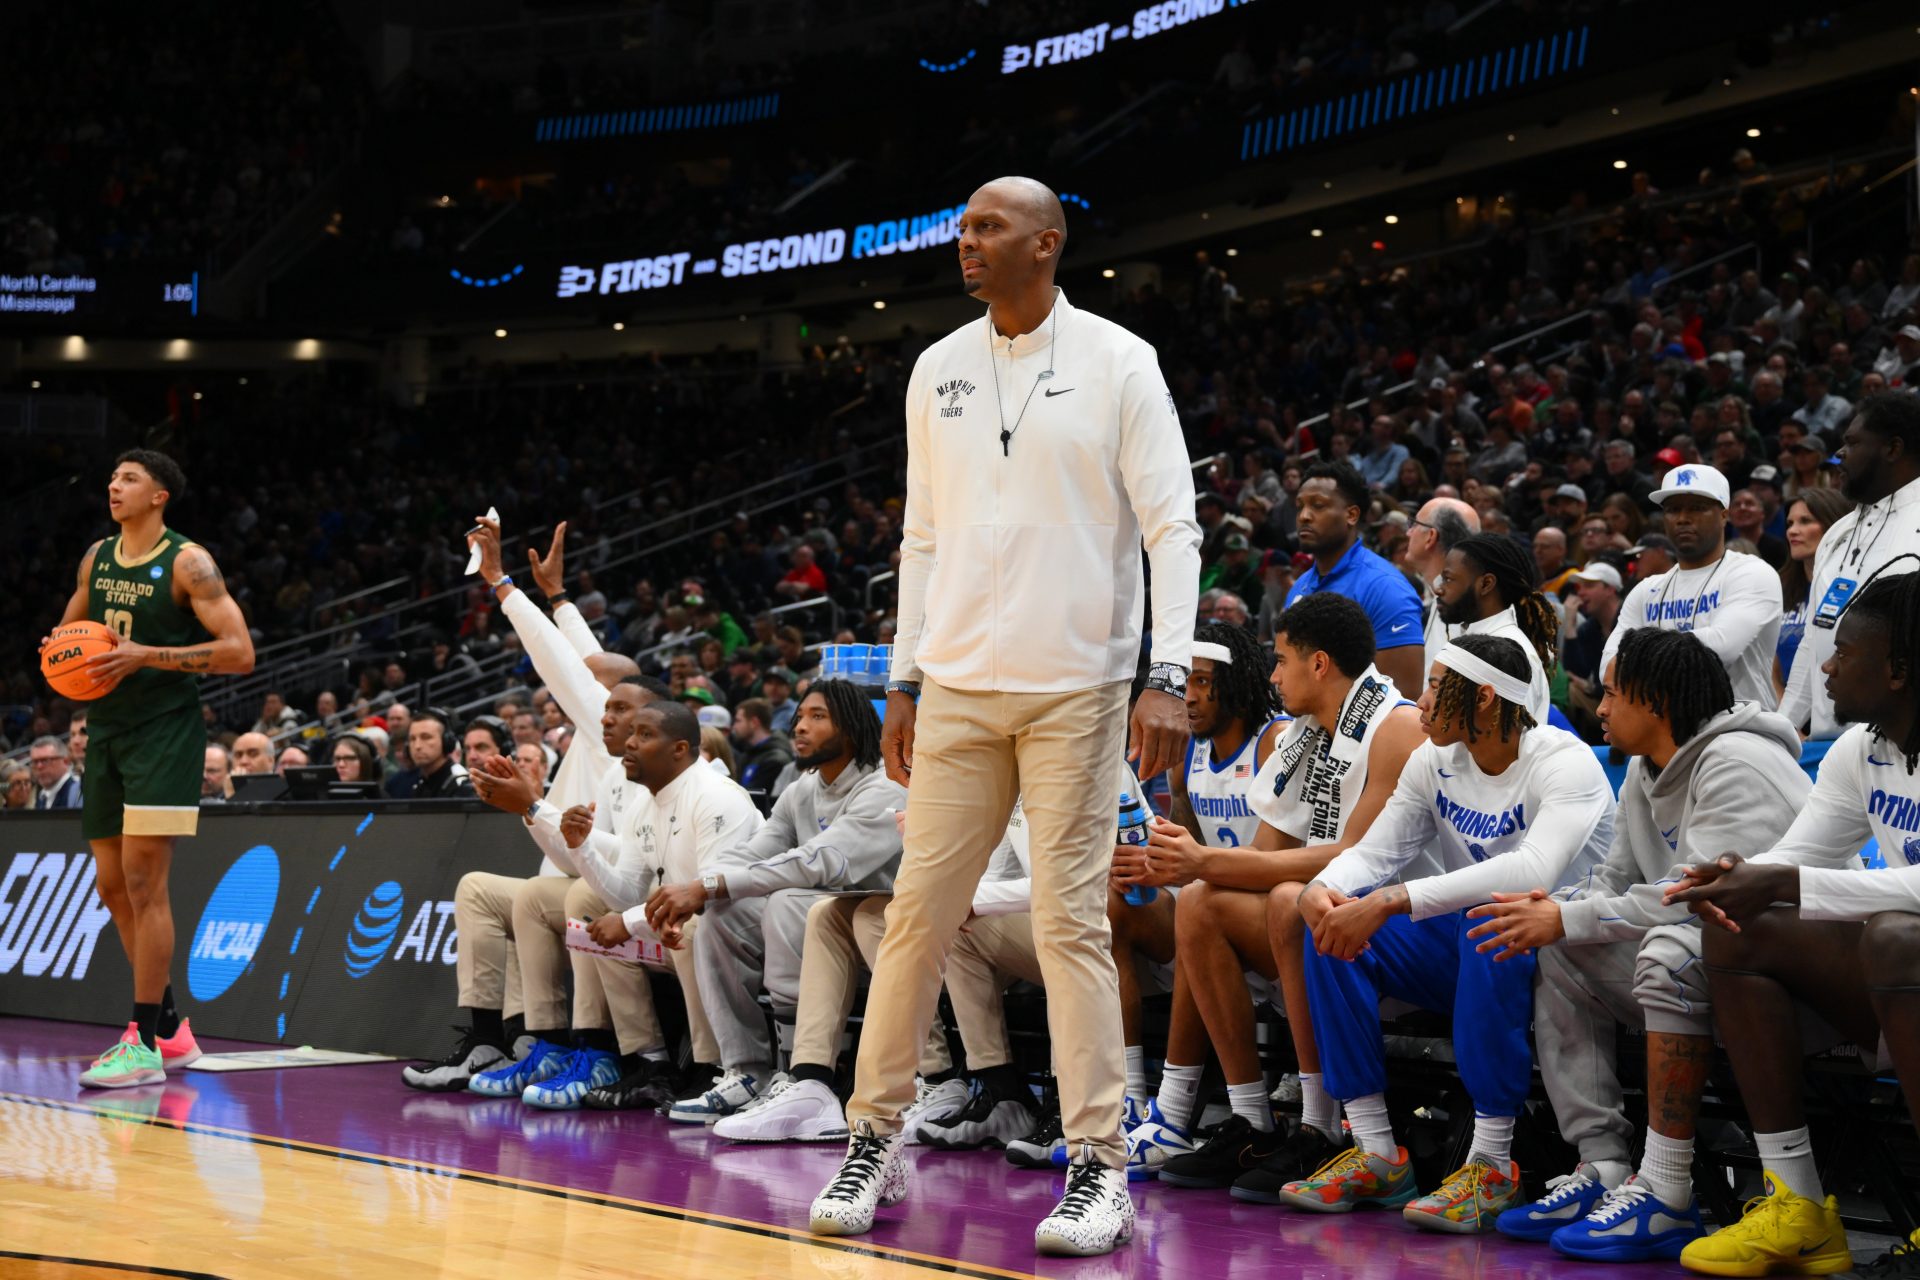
[1118,791,1156,906]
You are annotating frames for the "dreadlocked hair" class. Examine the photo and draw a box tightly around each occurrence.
[1612,628,1734,747]
[808,678,884,770]
[1454,533,1559,670]
[1194,621,1281,732]
[1432,633,1536,743]
[1842,566,1920,773]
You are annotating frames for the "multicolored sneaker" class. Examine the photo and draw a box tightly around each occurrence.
[1277,1144,1419,1213]
[521,1048,621,1110]
[1403,1156,1522,1234]
[79,1026,165,1090]
[1679,1170,1852,1277]
[467,1038,570,1098]
[156,1018,202,1070]
[1496,1165,1613,1242]
[1552,1177,1706,1262]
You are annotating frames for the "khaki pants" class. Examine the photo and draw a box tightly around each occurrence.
[555,877,718,1060]
[945,911,1044,1071]
[454,871,526,1018]
[509,876,611,1034]
[791,895,952,1076]
[847,679,1130,1168]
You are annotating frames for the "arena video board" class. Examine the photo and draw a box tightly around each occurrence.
[997,0,1257,75]
[0,269,200,325]
[546,201,968,302]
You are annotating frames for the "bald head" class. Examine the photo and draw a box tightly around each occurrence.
[586,651,641,690]
[960,177,1067,304]
[1411,497,1479,577]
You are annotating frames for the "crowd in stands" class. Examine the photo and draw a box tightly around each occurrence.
[0,1,367,274]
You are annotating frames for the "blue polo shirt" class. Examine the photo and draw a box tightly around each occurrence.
[1284,539,1424,650]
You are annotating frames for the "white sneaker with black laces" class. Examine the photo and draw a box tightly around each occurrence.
[918,1080,1037,1150]
[714,1077,848,1142]
[809,1122,910,1237]
[401,1028,512,1092]
[1035,1153,1135,1256]
[668,1067,762,1123]
[900,1077,970,1145]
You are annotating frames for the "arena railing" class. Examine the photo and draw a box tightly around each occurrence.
[208,441,901,725]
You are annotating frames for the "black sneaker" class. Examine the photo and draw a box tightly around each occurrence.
[400,1026,511,1092]
[584,1061,680,1112]
[1158,1113,1283,1189]
[1006,1105,1065,1169]
[1229,1122,1351,1203]
[1860,1234,1920,1278]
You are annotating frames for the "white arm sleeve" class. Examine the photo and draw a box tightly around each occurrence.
[1115,341,1202,672]
[502,590,609,731]
[1682,560,1781,667]
[889,358,934,686]
[553,600,602,659]
[1800,865,1917,921]
[1749,737,1874,871]
[1317,759,1440,897]
[1406,755,1614,919]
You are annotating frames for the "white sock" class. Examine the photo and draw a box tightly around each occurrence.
[1227,1080,1275,1133]
[1637,1130,1695,1207]
[1468,1113,1514,1167]
[1588,1158,1632,1190]
[1345,1093,1395,1157]
[1300,1072,1341,1137]
[1755,1127,1822,1201]
[1124,1045,1149,1105]
[1154,1063,1203,1131]
[642,1048,669,1062]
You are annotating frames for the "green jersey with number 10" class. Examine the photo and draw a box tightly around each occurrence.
[84,529,207,738]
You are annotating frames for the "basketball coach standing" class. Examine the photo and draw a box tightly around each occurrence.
[808,177,1200,1257]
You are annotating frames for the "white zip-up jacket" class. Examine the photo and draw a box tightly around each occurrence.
[890,289,1202,693]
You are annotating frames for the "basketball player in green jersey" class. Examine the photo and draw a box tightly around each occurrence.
[50,450,254,1088]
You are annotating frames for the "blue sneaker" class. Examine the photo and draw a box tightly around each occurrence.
[522,1048,620,1110]
[467,1039,569,1098]
[1550,1177,1707,1262]
[1496,1166,1612,1242]
[1052,1105,1182,1182]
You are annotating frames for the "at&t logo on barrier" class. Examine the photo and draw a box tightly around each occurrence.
[345,881,459,978]
[187,846,280,1001]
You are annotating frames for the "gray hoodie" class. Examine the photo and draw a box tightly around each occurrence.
[1556,704,1810,945]
[714,759,908,899]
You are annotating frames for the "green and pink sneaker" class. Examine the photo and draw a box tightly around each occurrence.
[79,1024,166,1090]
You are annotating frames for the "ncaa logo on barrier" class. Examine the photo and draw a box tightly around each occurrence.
[345,881,406,978]
[187,846,281,1001]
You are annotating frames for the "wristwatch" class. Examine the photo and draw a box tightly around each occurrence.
[1145,662,1190,699]
[885,680,921,701]
[701,872,725,902]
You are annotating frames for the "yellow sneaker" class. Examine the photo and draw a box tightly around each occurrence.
[1679,1170,1852,1277]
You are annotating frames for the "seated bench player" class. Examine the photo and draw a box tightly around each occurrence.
[646,680,907,1123]
[1106,622,1287,1161]
[1665,570,1920,1278]
[1117,595,1424,1194]
[1285,634,1614,1233]
[1471,629,1808,1260]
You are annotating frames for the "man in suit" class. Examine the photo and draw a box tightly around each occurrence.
[29,735,82,810]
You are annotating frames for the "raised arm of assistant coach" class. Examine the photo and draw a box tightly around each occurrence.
[889,297,1201,692]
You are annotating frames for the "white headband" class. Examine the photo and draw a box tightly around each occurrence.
[1192,641,1234,665]
[1435,642,1533,709]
